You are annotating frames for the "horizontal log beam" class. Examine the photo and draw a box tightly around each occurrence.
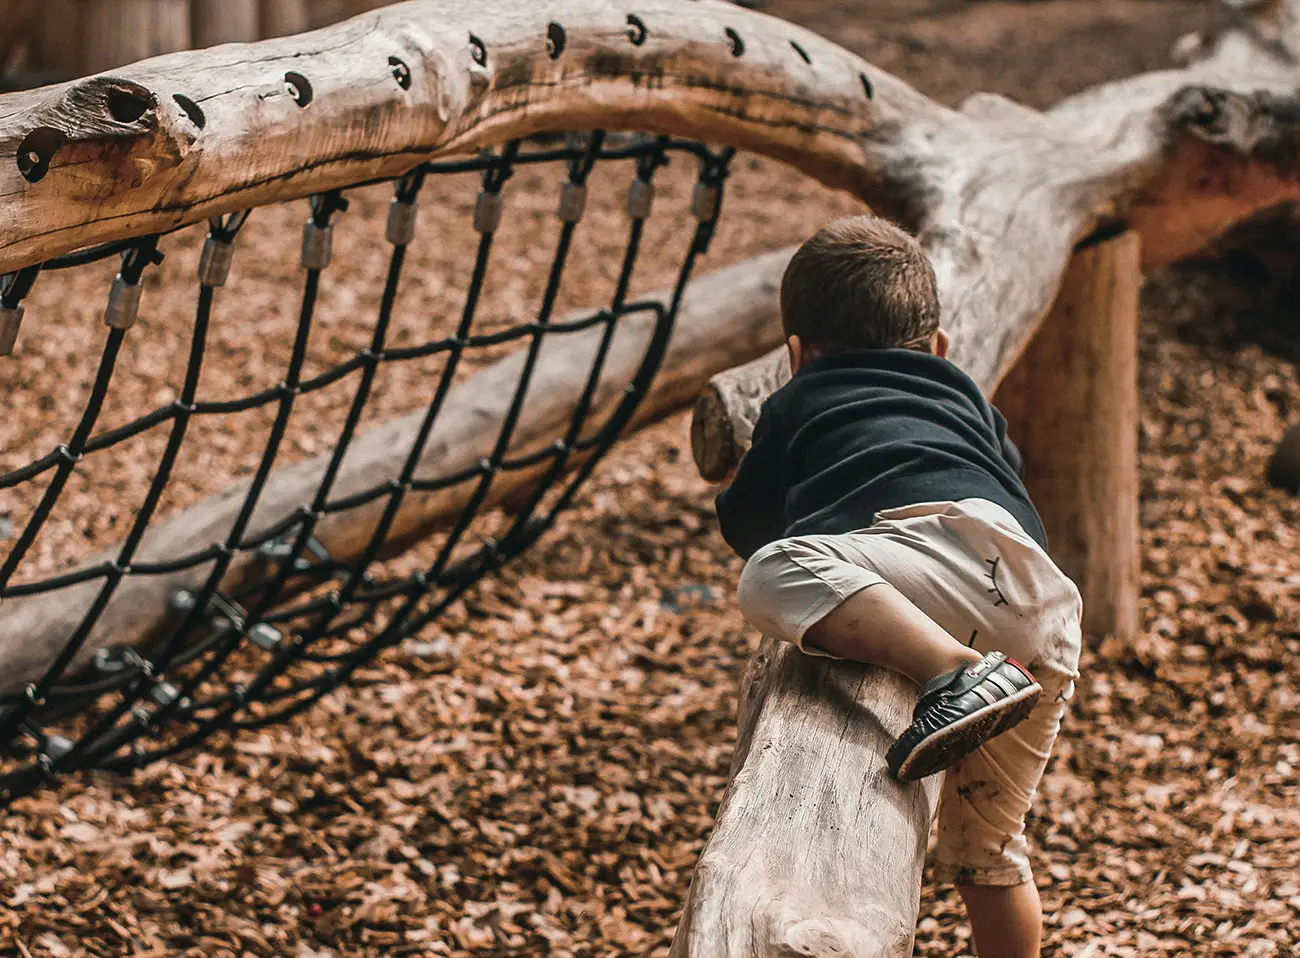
[691,54,1300,479]
[0,0,893,276]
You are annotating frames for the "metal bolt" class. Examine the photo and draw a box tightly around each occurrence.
[94,646,143,674]
[150,681,181,707]
[302,221,334,271]
[198,236,235,287]
[387,197,419,246]
[691,182,721,223]
[104,274,144,330]
[0,304,24,356]
[45,735,74,761]
[557,182,587,224]
[627,179,653,221]
[250,623,283,651]
[473,190,504,234]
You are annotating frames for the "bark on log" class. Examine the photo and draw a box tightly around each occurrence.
[994,231,1142,641]
[193,0,261,47]
[0,250,786,692]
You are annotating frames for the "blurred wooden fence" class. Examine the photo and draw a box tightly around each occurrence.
[1,0,394,80]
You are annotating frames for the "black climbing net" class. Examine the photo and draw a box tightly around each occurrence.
[0,132,733,806]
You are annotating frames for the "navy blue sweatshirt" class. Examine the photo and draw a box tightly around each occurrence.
[715,349,1046,559]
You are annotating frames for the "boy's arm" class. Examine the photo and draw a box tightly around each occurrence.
[715,403,786,560]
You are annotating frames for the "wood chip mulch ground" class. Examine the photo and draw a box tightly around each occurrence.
[3,1,1299,956]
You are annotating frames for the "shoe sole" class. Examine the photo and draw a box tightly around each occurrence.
[893,682,1042,782]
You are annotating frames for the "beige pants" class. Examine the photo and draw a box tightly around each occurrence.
[737,498,1082,886]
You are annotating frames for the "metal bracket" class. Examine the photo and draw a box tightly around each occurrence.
[171,589,284,652]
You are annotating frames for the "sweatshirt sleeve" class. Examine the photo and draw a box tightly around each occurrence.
[992,406,1024,477]
[715,401,787,560]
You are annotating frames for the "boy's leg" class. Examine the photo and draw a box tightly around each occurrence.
[958,882,1042,958]
[888,504,1081,958]
[800,581,981,686]
[737,532,1045,780]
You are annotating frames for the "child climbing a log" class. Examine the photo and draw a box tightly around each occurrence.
[715,216,1082,958]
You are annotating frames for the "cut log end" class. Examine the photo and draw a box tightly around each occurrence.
[691,349,791,482]
[690,392,738,483]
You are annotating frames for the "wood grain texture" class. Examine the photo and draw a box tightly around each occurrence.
[669,637,942,958]
[690,347,790,482]
[0,250,786,691]
[995,232,1142,641]
[0,0,885,275]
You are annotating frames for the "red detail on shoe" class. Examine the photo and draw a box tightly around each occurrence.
[1006,657,1035,680]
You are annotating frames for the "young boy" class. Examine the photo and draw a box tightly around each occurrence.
[716,215,1082,958]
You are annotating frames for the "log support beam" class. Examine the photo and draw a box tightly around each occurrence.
[994,231,1143,641]
[669,640,941,958]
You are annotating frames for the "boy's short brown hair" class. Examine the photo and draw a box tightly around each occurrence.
[780,215,941,352]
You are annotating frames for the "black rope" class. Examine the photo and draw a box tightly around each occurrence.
[0,134,734,801]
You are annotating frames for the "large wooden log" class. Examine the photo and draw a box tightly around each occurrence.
[668,638,942,958]
[994,231,1142,642]
[0,0,880,276]
[0,250,788,691]
[3,0,1300,951]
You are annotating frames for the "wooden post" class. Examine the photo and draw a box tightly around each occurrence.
[83,0,191,74]
[259,0,310,38]
[993,231,1142,640]
[192,0,260,47]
